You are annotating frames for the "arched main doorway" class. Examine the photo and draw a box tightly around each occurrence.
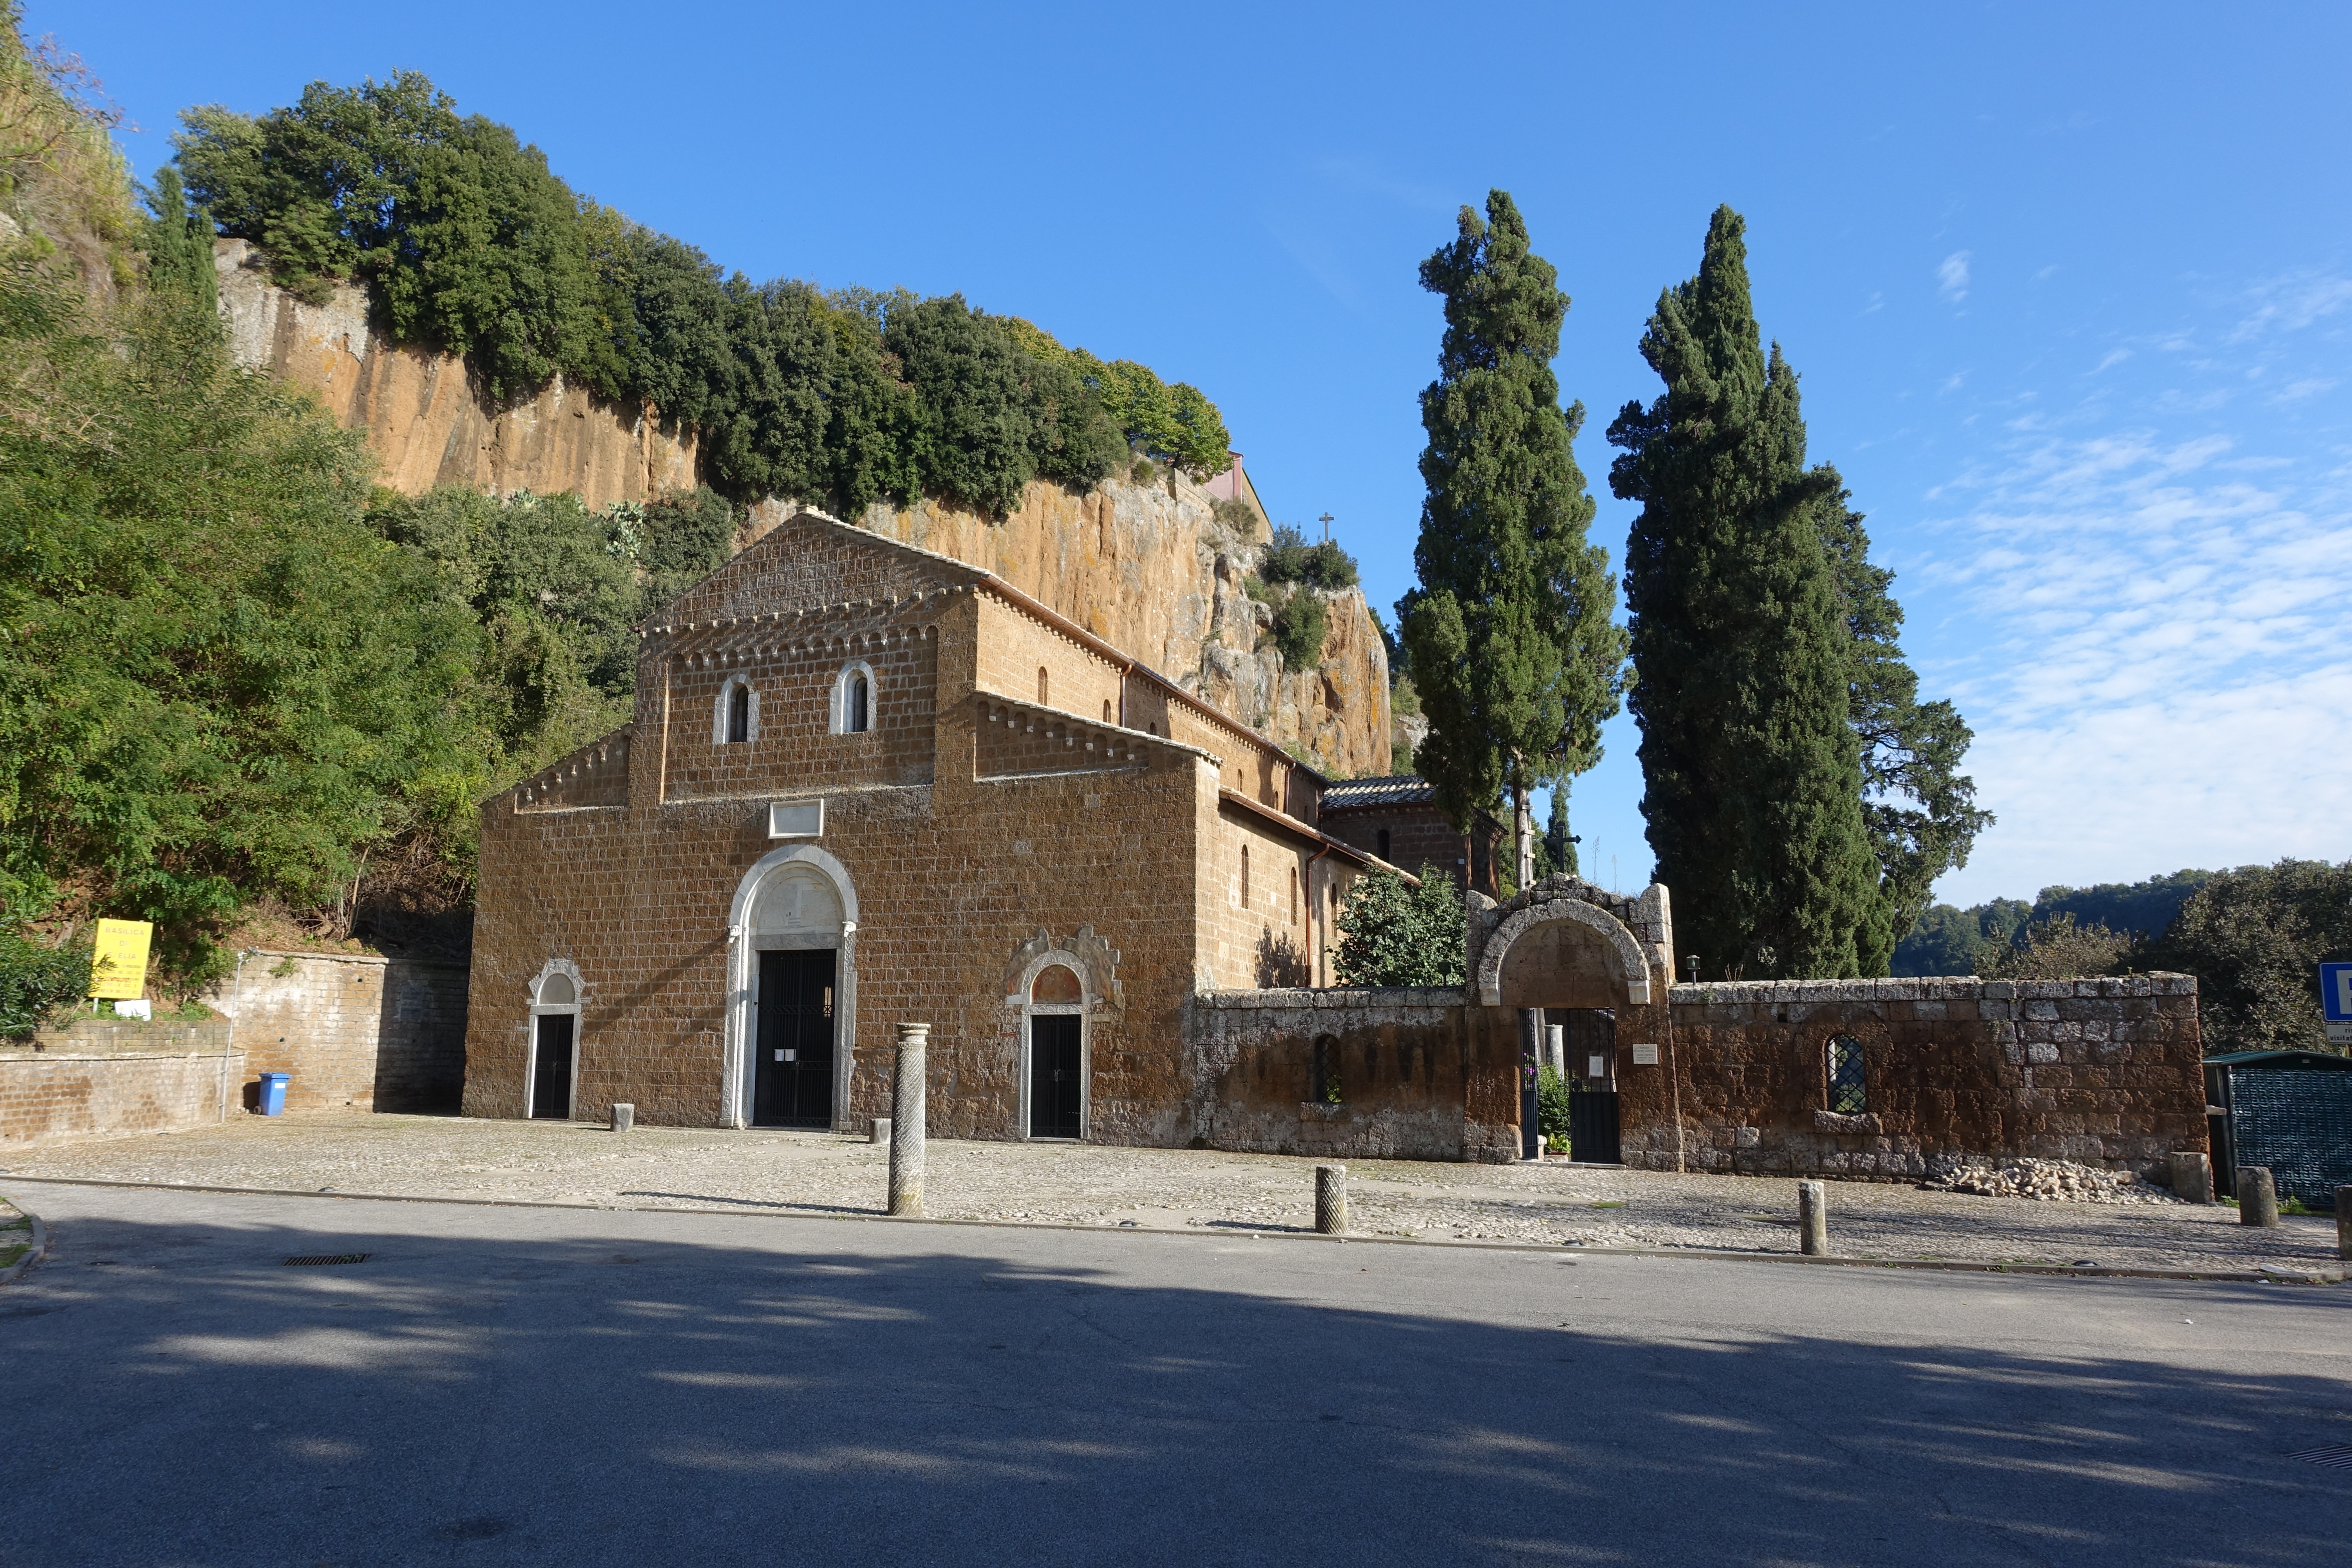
[1476,895,1658,1164]
[725,848,858,1130]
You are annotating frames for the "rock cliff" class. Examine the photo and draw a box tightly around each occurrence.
[218,243,1389,778]
[215,240,699,504]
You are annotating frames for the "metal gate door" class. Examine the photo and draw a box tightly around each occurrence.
[1568,1089,1620,1165]
[753,949,836,1128]
[1029,1014,1083,1138]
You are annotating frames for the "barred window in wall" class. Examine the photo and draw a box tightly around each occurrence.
[1311,1034,1342,1104]
[1827,1036,1868,1115]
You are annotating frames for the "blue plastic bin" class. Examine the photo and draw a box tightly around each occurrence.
[258,1072,290,1117]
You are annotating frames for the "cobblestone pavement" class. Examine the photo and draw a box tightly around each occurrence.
[4,1113,2343,1275]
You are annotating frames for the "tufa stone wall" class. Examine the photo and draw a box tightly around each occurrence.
[1658,974,2208,1180]
[208,950,471,1114]
[1185,989,1522,1162]
[3,1023,243,1146]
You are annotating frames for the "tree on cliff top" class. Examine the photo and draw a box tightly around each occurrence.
[1607,205,1885,979]
[1401,190,1626,885]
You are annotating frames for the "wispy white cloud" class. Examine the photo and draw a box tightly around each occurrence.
[1937,251,1971,303]
[1914,428,2352,901]
[2227,271,2352,343]
[2091,348,2130,374]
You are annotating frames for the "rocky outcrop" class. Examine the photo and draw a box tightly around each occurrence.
[214,240,698,505]
[750,479,1392,779]
[216,246,1387,778]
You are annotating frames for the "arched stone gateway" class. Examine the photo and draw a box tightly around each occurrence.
[1467,876,1673,1009]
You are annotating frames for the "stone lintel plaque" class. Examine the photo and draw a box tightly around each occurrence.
[768,799,824,839]
[1629,1042,1660,1066]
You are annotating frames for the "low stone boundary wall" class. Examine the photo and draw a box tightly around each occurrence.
[1661,974,2207,1180]
[1185,989,1521,1163]
[3,1023,245,1145]
[208,949,469,1114]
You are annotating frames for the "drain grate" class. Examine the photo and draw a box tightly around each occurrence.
[2288,1445,2352,1470]
[282,1253,370,1267]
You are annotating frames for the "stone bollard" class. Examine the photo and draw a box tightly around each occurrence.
[611,1103,634,1133]
[1797,1180,1828,1256]
[2169,1150,2212,1205]
[870,1117,891,1146]
[2337,1187,2351,1261]
[2237,1166,2278,1228]
[1315,1164,1348,1235]
[888,1024,928,1218]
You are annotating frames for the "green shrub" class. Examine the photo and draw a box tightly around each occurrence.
[0,920,91,1038]
[1269,587,1329,671]
[1333,867,1465,987]
[1537,1062,1571,1152]
[1259,523,1359,590]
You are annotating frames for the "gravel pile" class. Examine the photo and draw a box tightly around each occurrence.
[1920,1157,2179,1205]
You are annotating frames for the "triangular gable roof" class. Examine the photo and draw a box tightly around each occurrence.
[648,508,989,631]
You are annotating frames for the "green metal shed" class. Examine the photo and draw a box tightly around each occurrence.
[2204,1050,2352,1208]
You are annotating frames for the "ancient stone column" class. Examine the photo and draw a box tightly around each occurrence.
[1316,1164,1348,1235]
[2169,1150,2212,1205]
[888,1024,928,1218]
[1798,1180,1828,1256]
[2237,1166,2278,1228]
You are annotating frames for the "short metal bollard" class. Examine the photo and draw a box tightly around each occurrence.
[611,1102,634,1133]
[870,1117,891,1146]
[2168,1149,2212,1205]
[2338,1186,2351,1261]
[1797,1180,1829,1256]
[1315,1164,1348,1235]
[888,1024,928,1218]
[2237,1166,2279,1228]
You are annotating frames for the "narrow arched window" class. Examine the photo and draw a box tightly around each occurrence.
[1311,1034,1342,1104]
[1827,1036,1867,1115]
[1103,699,1113,723]
[728,683,751,744]
[1289,866,1299,925]
[847,670,870,733]
[1038,666,1050,705]
[831,662,876,735]
[1240,845,1251,909]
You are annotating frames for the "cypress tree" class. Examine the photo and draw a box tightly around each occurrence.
[1607,206,1880,978]
[1402,191,1626,887]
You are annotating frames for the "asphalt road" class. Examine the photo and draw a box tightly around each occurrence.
[2,1182,2347,1568]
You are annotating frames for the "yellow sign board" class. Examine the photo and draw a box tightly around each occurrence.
[89,919,153,1001]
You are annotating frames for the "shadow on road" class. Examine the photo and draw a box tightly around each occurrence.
[3,1200,2349,1568]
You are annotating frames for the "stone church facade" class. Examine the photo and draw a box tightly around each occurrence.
[461,511,1391,1143]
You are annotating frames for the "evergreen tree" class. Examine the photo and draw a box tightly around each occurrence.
[1543,787,1577,878]
[137,166,215,310]
[1818,486,1992,946]
[1607,206,1881,978]
[1401,191,1626,886]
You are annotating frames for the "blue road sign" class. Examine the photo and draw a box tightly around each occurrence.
[2323,962,2352,1023]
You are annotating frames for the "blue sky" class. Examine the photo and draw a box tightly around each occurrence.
[46,0,2352,907]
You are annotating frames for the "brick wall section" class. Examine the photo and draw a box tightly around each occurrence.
[1185,990,1520,1161]
[656,619,941,799]
[514,729,631,811]
[3,1029,243,1145]
[212,950,470,1113]
[975,592,1125,724]
[1322,803,1501,891]
[1655,974,2208,1179]
[1201,799,1332,990]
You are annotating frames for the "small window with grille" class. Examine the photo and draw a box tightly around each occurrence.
[1826,1035,1867,1115]
[1311,1033,1342,1104]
